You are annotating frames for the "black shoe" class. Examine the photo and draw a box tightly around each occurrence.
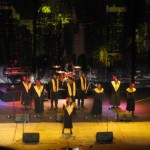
[116,106,120,109]
[110,106,115,109]
[50,107,53,110]
[22,107,26,111]
[33,115,37,118]
[77,106,80,110]
[37,115,41,118]
[93,115,97,118]
[99,114,102,119]
[80,107,84,110]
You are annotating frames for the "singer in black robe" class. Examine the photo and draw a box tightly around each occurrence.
[49,73,60,109]
[110,76,121,109]
[62,98,75,134]
[92,84,104,118]
[20,76,33,110]
[32,79,47,117]
[126,83,136,115]
[77,73,87,109]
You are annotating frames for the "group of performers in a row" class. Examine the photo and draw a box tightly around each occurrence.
[20,73,136,134]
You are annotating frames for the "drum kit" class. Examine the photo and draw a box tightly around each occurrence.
[53,65,81,82]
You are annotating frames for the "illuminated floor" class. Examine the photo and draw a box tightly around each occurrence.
[0,122,150,150]
[0,86,150,150]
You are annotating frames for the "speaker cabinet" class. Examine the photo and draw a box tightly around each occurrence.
[56,113,63,122]
[15,114,30,122]
[117,112,132,121]
[22,133,39,143]
[96,132,113,143]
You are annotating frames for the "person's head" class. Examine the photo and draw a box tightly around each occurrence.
[97,83,102,89]
[35,79,41,86]
[81,72,86,78]
[13,59,18,64]
[68,97,73,103]
[69,61,74,65]
[68,77,73,84]
[130,83,135,88]
[112,76,118,82]
[52,73,57,79]
[23,76,26,81]
[26,77,30,82]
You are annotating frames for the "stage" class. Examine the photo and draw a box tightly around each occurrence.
[0,84,150,123]
[0,83,150,149]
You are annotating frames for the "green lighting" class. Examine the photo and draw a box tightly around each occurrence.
[42,6,51,14]
[56,13,70,26]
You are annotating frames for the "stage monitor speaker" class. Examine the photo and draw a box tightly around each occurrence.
[117,112,132,121]
[22,133,39,143]
[56,113,63,122]
[15,113,30,122]
[96,132,113,143]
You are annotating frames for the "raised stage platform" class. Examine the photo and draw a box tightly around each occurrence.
[0,83,150,123]
[0,85,21,102]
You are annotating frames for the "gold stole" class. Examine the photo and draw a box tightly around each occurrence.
[67,82,76,96]
[80,77,86,91]
[126,87,136,93]
[94,88,104,93]
[34,85,44,97]
[64,102,74,116]
[52,79,59,92]
[23,81,32,93]
[111,81,120,92]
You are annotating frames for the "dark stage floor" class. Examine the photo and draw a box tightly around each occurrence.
[0,84,150,123]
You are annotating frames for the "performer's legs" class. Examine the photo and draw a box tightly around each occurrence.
[72,96,75,103]
[78,98,81,108]
[51,98,54,108]
[50,91,54,108]
[81,98,84,108]
[54,98,58,109]
[72,96,76,115]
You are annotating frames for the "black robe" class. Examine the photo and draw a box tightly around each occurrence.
[21,81,33,106]
[32,85,45,113]
[92,88,104,115]
[126,88,136,111]
[63,102,74,128]
[110,81,121,106]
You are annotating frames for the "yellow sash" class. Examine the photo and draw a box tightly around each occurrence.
[34,85,44,97]
[67,82,76,96]
[80,77,86,91]
[23,81,32,93]
[126,87,136,93]
[64,102,74,116]
[94,88,104,93]
[111,81,120,92]
[52,79,59,92]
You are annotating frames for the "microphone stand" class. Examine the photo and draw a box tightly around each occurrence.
[85,81,97,94]
[7,80,16,119]
[85,81,97,119]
